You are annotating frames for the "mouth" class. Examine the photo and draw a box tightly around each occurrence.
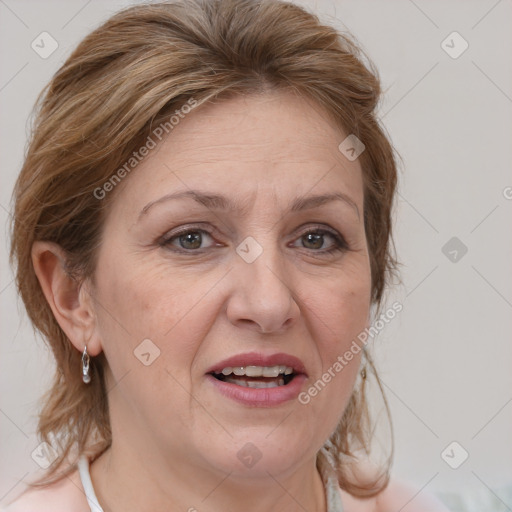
[209,365,297,388]
[205,352,307,405]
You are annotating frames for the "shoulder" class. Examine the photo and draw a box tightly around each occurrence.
[339,477,451,512]
[1,468,90,512]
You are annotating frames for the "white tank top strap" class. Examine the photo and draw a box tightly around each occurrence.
[77,455,104,512]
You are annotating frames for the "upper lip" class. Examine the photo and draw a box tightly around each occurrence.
[206,352,307,376]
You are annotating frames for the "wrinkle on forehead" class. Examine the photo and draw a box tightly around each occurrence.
[111,90,363,228]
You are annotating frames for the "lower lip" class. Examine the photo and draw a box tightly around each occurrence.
[205,374,307,407]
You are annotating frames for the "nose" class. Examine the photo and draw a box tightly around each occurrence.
[225,244,300,334]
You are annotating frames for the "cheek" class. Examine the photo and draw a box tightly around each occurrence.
[306,266,371,350]
[91,262,203,421]
[308,282,368,387]
[299,263,370,413]
[92,255,217,376]
[299,300,366,444]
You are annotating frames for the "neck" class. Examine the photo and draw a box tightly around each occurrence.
[89,441,326,512]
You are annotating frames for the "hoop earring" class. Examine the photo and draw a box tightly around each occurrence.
[82,346,91,384]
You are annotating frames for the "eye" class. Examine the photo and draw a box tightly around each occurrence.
[159,225,348,255]
[291,227,348,255]
[160,228,217,251]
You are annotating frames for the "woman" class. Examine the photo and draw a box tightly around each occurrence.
[5,0,449,510]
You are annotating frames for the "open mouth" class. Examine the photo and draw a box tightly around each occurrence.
[209,366,297,388]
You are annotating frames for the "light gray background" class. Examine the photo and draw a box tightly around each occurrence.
[1,0,511,506]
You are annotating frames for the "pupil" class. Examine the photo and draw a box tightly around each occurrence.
[304,233,323,249]
[180,232,202,249]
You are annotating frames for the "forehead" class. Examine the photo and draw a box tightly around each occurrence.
[111,90,364,219]
[164,91,350,163]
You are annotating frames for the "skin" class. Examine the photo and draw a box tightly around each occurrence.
[25,90,449,512]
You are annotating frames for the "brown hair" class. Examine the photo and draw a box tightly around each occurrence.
[10,0,399,497]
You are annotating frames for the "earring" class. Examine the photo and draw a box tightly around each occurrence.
[82,346,91,384]
[360,365,367,380]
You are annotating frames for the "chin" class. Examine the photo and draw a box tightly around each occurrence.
[200,435,314,478]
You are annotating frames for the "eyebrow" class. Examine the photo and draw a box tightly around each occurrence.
[138,189,360,221]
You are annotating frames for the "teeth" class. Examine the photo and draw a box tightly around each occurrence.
[217,365,294,377]
[224,376,286,388]
[245,366,263,377]
[262,366,280,377]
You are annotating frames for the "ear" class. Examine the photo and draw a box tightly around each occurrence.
[31,241,102,356]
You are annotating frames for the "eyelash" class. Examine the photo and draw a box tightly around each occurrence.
[159,224,349,256]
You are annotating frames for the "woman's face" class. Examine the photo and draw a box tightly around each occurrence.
[89,90,372,477]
